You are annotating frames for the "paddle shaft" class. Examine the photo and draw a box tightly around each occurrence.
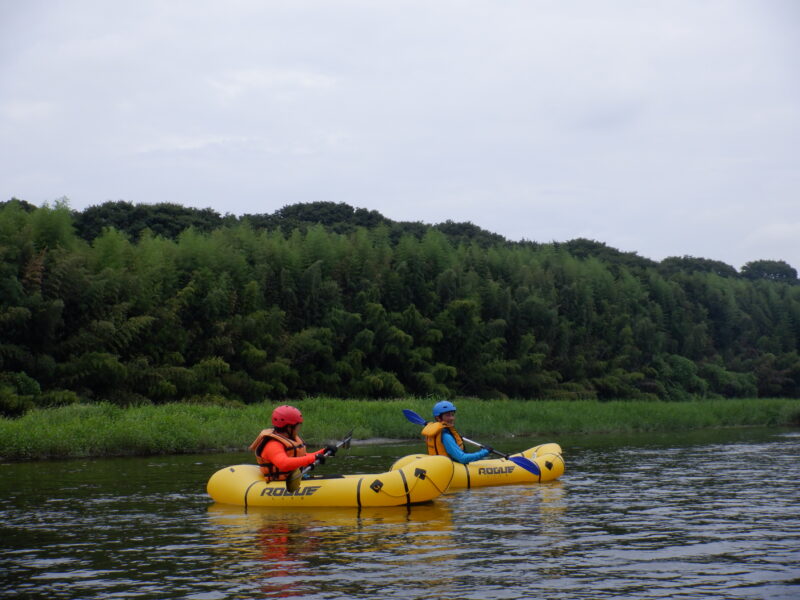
[286,430,353,491]
[458,436,541,476]
[461,435,508,459]
[307,429,353,473]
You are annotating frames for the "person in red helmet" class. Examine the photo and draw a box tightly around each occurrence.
[248,405,334,482]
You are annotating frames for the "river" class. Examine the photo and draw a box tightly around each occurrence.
[1,428,798,599]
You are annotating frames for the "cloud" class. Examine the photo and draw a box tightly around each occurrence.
[133,134,257,155]
[0,100,55,121]
[744,222,800,262]
[0,1,798,270]
[207,67,338,102]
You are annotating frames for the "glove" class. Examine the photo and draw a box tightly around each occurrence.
[482,446,493,454]
[324,444,338,456]
[479,448,491,459]
[314,453,326,465]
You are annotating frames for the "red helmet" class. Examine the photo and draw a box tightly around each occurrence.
[271,405,303,427]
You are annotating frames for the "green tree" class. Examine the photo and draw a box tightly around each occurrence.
[741,260,798,283]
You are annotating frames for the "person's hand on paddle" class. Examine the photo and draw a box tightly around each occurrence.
[286,430,354,491]
[314,444,339,465]
[311,448,329,465]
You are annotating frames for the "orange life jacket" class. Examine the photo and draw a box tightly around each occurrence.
[421,421,464,457]
[248,428,307,480]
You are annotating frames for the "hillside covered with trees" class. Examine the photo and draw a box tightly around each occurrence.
[1,198,799,416]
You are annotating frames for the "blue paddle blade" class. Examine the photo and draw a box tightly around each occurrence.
[510,456,541,476]
[402,409,427,425]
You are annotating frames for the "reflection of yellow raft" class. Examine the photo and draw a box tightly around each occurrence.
[390,443,565,489]
[207,500,454,527]
[207,455,454,508]
[205,502,458,578]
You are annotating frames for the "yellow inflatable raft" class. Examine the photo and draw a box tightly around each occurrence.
[207,455,454,508]
[390,443,564,489]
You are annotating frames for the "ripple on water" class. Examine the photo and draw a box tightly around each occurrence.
[1,432,799,600]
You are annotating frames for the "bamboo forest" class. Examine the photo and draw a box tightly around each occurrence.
[1,198,799,417]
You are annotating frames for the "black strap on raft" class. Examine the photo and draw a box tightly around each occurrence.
[243,479,262,512]
[400,469,410,506]
[462,463,471,489]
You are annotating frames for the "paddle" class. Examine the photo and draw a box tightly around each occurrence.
[401,409,541,476]
[285,429,353,492]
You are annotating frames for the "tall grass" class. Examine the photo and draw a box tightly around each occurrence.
[1,397,798,460]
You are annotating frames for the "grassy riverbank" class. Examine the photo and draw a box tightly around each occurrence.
[1,397,799,460]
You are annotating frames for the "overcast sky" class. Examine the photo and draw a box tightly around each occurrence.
[1,1,798,270]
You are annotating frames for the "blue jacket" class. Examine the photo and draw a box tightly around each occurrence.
[442,430,490,464]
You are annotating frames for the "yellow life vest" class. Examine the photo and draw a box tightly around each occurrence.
[248,428,307,480]
[421,421,464,457]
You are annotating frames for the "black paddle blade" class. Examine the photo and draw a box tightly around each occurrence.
[285,469,302,492]
[340,429,354,451]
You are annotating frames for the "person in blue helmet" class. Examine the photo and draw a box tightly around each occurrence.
[421,400,490,464]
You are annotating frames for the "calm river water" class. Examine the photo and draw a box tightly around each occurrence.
[1,428,798,599]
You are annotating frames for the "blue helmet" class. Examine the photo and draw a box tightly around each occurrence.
[433,400,457,418]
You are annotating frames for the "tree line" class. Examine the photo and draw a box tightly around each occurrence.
[1,198,798,416]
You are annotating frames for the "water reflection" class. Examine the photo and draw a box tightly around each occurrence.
[206,502,456,598]
[2,430,799,600]
[203,479,574,600]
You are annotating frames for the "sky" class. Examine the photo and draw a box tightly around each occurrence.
[1,1,798,271]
